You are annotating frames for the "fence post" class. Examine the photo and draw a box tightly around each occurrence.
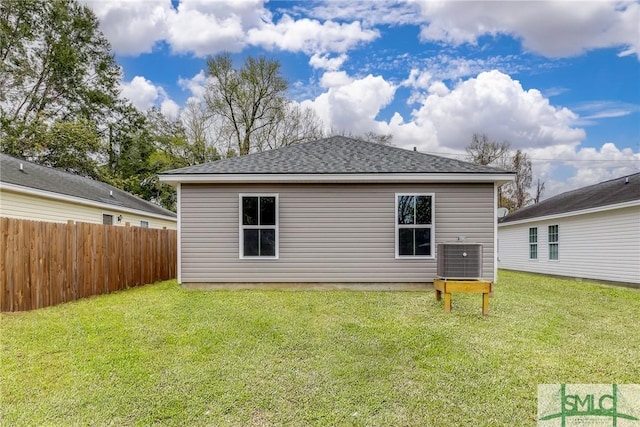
[1,218,12,311]
[67,220,77,302]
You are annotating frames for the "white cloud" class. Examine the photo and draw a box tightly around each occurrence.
[402,69,448,105]
[541,87,569,98]
[408,70,585,151]
[528,142,640,198]
[302,69,587,152]
[428,81,449,96]
[178,70,209,100]
[300,1,639,59]
[120,76,179,118]
[247,15,378,54]
[572,101,640,124]
[161,99,181,120]
[319,71,353,88]
[300,67,639,198]
[309,53,348,71]
[87,1,639,59]
[302,72,396,134]
[120,76,162,110]
[306,1,423,27]
[402,69,433,90]
[165,0,267,55]
[421,55,529,82]
[83,0,172,55]
[411,0,640,58]
[86,1,378,57]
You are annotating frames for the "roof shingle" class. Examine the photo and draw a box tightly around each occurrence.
[160,136,510,175]
[500,172,640,223]
[1,154,176,218]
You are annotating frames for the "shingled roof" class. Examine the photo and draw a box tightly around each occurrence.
[500,172,640,224]
[160,136,510,176]
[1,154,176,218]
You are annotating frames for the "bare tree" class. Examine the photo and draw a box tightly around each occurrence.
[465,133,534,210]
[203,53,288,156]
[534,178,546,204]
[357,131,393,145]
[466,133,510,166]
[331,129,394,145]
[202,53,327,156]
[181,99,221,164]
[505,150,533,210]
[256,104,326,151]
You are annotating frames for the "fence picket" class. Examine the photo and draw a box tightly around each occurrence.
[0,218,177,312]
[1,218,12,311]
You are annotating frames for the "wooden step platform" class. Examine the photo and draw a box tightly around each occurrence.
[434,278,493,316]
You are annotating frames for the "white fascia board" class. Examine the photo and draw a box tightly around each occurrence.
[0,182,177,222]
[493,182,498,282]
[159,172,515,185]
[498,200,640,227]
[176,183,181,284]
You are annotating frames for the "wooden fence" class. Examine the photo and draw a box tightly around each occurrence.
[1,218,177,312]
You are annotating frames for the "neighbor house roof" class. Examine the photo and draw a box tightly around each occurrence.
[0,154,176,219]
[159,136,514,184]
[500,173,640,224]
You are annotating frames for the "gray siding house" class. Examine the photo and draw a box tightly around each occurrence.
[498,173,640,284]
[159,136,514,286]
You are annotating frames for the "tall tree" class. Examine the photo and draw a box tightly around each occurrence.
[0,0,120,158]
[204,53,287,156]
[102,107,195,211]
[181,99,221,164]
[38,119,102,179]
[141,108,194,211]
[104,105,154,195]
[504,150,532,210]
[465,133,534,210]
[203,53,325,156]
[533,178,546,204]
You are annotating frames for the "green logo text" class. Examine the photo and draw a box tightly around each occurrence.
[538,384,640,427]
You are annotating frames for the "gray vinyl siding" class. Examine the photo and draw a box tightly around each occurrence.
[498,205,640,284]
[180,183,495,283]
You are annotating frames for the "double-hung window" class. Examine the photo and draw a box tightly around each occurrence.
[548,225,559,260]
[395,194,434,258]
[529,227,538,259]
[240,194,278,258]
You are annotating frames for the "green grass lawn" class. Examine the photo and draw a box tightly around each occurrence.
[1,270,639,426]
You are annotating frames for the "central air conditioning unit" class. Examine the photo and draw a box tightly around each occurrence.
[437,243,483,279]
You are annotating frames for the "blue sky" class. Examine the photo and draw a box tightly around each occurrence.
[85,0,640,198]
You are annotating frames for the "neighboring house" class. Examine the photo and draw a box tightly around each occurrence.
[498,173,640,284]
[0,154,177,230]
[159,136,514,285]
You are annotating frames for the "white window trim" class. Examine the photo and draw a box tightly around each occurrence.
[529,227,538,260]
[394,193,435,260]
[548,224,559,261]
[239,193,279,260]
[140,220,149,228]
